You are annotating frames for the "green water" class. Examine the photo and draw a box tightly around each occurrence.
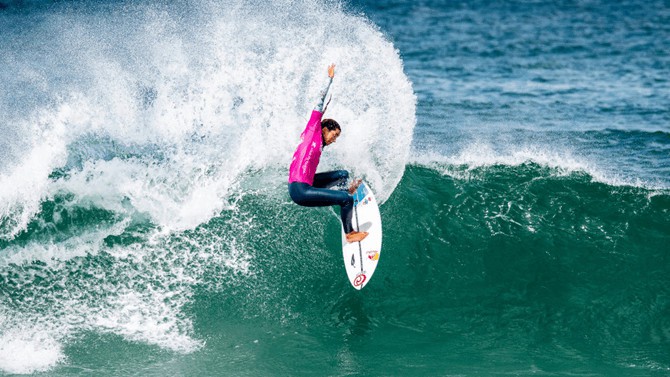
[6,164,665,376]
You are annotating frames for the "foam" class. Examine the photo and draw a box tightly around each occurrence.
[0,218,129,268]
[0,101,72,240]
[1,0,414,237]
[92,289,203,353]
[0,224,249,374]
[0,325,65,375]
[410,141,666,190]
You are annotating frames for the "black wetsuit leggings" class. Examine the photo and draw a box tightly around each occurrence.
[288,170,354,234]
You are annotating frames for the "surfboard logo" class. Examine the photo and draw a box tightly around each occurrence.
[366,250,379,261]
[350,254,356,267]
[352,185,369,203]
[353,273,367,287]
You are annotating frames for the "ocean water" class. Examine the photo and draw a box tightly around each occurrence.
[0,0,669,375]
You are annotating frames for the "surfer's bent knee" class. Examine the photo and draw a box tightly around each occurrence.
[288,181,352,208]
[343,193,353,207]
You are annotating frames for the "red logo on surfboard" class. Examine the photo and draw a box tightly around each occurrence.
[353,273,367,287]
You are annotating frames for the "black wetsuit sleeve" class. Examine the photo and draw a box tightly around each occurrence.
[314,77,333,112]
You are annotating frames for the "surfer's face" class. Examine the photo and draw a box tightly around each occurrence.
[322,127,341,146]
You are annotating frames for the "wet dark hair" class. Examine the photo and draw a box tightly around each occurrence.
[321,119,341,132]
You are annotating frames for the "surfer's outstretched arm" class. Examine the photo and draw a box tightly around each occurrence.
[314,64,335,112]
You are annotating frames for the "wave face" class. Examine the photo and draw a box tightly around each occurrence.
[0,0,415,373]
[377,164,670,375]
[1,162,669,375]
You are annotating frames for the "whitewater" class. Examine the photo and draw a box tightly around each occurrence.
[0,0,414,373]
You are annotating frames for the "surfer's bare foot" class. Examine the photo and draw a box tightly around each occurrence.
[346,231,368,243]
[348,179,362,194]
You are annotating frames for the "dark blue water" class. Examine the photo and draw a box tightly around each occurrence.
[1,0,669,375]
[356,0,670,189]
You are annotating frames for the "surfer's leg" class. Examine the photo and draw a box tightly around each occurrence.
[339,196,354,234]
[289,182,351,207]
[339,198,368,242]
[312,170,349,189]
[288,182,355,233]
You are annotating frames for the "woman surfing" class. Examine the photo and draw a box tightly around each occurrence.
[288,64,368,243]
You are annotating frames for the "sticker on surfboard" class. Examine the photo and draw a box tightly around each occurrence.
[341,181,382,290]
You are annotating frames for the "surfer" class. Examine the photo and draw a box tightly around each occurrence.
[288,64,368,243]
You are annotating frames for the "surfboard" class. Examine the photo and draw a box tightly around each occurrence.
[341,181,382,290]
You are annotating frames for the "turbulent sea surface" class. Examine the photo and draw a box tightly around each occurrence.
[1,0,669,375]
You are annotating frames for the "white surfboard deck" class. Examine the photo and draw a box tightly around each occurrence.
[341,181,382,290]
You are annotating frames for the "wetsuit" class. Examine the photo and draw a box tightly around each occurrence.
[288,77,355,234]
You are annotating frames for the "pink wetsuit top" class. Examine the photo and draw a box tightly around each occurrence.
[288,110,324,185]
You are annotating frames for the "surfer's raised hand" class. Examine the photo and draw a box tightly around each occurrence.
[328,63,335,78]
